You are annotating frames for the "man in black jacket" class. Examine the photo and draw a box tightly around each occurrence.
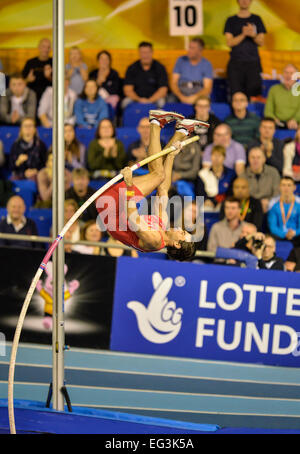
[255,234,285,270]
[0,195,40,249]
[122,42,168,108]
[220,176,263,230]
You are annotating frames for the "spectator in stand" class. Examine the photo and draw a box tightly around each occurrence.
[0,73,36,125]
[283,125,300,181]
[36,150,72,208]
[123,42,168,108]
[87,118,126,179]
[196,145,235,209]
[285,246,300,272]
[64,123,86,171]
[9,117,47,181]
[89,50,121,110]
[192,96,221,150]
[0,195,40,249]
[207,196,244,253]
[170,37,213,105]
[171,134,202,194]
[38,75,77,127]
[65,46,88,96]
[65,168,98,223]
[64,199,80,243]
[248,117,284,174]
[241,146,280,212]
[264,64,300,130]
[257,234,285,270]
[202,123,246,175]
[126,117,151,165]
[268,176,300,245]
[220,176,263,230]
[103,233,139,258]
[72,220,102,256]
[172,200,208,254]
[224,0,266,100]
[233,221,257,253]
[22,38,52,103]
[74,79,109,128]
[225,91,260,147]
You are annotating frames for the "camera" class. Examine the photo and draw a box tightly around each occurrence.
[252,238,264,249]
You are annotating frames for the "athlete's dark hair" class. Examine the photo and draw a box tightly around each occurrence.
[167,241,196,262]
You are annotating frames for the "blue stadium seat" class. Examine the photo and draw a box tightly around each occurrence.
[116,127,140,151]
[89,179,110,191]
[28,208,52,237]
[37,127,52,149]
[204,211,219,233]
[123,102,157,127]
[75,127,96,149]
[12,180,37,211]
[163,103,194,118]
[172,180,195,198]
[262,79,280,98]
[248,102,265,118]
[0,126,19,154]
[211,102,231,121]
[0,208,7,220]
[211,78,228,103]
[275,240,293,261]
[274,129,296,141]
[108,103,116,121]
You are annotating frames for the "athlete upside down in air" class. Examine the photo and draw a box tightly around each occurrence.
[96,110,209,261]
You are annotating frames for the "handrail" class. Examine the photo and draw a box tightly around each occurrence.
[0,231,215,257]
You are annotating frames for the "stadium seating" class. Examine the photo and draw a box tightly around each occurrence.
[28,208,52,237]
[210,102,231,121]
[275,240,294,261]
[116,127,140,151]
[123,102,157,127]
[211,78,228,103]
[274,129,296,141]
[248,102,265,118]
[261,79,280,98]
[12,180,37,211]
[163,103,194,118]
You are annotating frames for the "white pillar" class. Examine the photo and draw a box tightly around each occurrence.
[52,0,65,412]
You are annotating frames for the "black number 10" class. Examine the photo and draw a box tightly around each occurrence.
[174,5,197,27]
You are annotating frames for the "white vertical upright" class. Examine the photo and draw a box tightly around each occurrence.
[52,0,65,412]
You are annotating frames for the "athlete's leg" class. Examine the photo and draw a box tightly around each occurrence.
[131,111,184,197]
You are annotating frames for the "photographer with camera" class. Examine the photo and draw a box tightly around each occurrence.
[218,226,285,270]
[248,232,284,270]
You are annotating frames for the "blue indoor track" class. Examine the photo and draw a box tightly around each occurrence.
[1,343,300,434]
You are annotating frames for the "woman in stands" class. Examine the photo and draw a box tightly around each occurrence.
[9,117,47,181]
[64,123,86,171]
[35,150,72,208]
[72,219,102,255]
[87,118,126,179]
[89,50,121,110]
[74,79,109,128]
[283,125,300,182]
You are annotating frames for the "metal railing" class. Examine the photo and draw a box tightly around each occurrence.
[0,232,216,258]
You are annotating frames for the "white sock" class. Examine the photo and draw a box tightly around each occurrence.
[150,119,160,127]
[176,128,188,136]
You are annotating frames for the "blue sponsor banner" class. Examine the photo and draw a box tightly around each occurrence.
[111,257,300,367]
